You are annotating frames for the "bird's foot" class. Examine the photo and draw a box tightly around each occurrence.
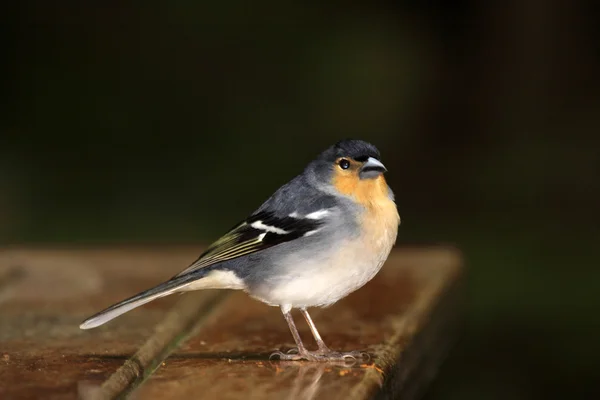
[270,349,370,362]
[318,350,370,362]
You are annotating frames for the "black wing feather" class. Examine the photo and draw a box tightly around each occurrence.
[175,211,322,277]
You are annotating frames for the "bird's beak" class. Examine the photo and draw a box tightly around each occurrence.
[360,157,387,179]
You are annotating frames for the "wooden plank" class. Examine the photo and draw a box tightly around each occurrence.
[0,245,463,400]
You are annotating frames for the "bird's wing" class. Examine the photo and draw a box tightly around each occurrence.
[175,210,324,277]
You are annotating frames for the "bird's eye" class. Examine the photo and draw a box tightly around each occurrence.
[338,159,350,170]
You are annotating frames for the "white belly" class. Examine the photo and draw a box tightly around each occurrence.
[250,230,395,309]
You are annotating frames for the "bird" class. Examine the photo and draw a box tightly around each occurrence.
[80,139,400,361]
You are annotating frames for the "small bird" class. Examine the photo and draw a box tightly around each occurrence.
[80,139,400,361]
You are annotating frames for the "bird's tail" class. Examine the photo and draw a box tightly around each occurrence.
[79,273,202,330]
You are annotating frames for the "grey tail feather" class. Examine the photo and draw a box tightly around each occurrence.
[79,273,202,330]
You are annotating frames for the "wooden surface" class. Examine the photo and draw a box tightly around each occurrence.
[0,245,463,400]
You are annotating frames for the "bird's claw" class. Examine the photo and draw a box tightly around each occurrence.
[269,349,370,363]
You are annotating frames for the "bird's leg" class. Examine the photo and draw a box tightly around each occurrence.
[270,307,370,362]
[300,308,370,361]
[300,308,331,354]
[270,307,318,361]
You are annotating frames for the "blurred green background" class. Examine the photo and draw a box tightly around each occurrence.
[2,1,599,398]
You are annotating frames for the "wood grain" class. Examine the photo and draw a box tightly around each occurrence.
[0,245,463,399]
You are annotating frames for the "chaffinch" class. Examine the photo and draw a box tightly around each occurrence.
[80,139,400,361]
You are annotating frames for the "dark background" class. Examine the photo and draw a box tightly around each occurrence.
[2,1,599,398]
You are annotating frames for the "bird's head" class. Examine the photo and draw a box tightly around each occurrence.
[306,139,390,202]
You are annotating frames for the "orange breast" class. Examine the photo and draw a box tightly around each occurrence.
[333,173,400,254]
